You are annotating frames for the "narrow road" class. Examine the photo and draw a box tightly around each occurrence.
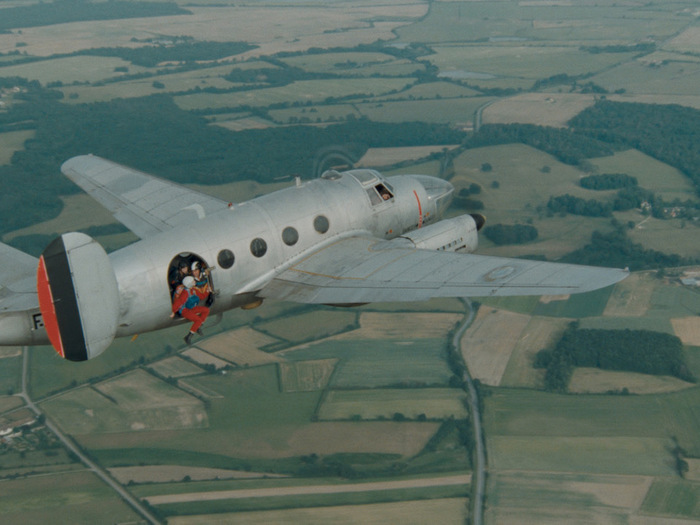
[452,301,485,525]
[17,347,161,525]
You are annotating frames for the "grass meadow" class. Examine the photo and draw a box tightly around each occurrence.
[0,353,21,395]
[396,1,686,44]
[175,78,413,111]
[484,387,700,457]
[0,470,141,525]
[318,388,467,420]
[0,130,34,165]
[640,478,700,519]
[284,339,453,388]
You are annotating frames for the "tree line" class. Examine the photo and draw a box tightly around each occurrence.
[535,322,694,393]
[483,224,538,245]
[560,224,695,271]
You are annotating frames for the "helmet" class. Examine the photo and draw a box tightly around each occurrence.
[183,276,196,288]
[191,261,200,271]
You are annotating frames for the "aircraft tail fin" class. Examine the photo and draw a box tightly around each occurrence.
[37,233,119,361]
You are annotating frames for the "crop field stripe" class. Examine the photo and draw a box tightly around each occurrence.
[146,473,470,505]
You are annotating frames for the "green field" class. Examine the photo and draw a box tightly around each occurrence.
[484,387,700,456]
[280,51,423,77]
[0,353,21,395]
[284,339,453,388]
[640,478,700,519]
[256,309,357,344]
[396,1,687,44]
[175,78,413,111]
[0,470,141,525]
[357,97,494,124]
[318,388,467,420]
[0,56,147,85]
[592,59,700,96]
[428,45,635,82]
[149,355,204,378]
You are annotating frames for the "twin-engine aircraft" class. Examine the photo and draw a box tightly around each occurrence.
[0,155,628,361]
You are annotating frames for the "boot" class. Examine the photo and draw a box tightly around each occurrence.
[184,332,193,345]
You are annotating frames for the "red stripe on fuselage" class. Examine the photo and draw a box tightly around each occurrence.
[413,190,423,228]
[37,256,65,358]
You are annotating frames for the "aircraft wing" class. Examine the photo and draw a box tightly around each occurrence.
[259,235,629,304]
[61,155,230,239]
[0,241,38,313]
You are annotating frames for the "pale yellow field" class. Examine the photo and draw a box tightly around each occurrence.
[671,316,700,346]
[109,465,284,484]
[0,4,426,58]
[461,308,531,386]
[603,272,655,318]
[182,347,230,369]
[687,458,700,482]
[42,370,207,433]
[357,145,460,168]
[482,93,597,128]
[148,356,203,379]
[665,25,700,54]
[168,498,468,525]
[210,116,276,132]
[197,328,282,367]
[486,472,652,525]
[500,316,570,389]
[278,359,337,392]
[569,368,695,395]
[0,347,21,358]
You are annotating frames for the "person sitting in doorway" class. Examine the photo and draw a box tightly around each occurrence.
[191,261,214,306]
[170,276,210,344]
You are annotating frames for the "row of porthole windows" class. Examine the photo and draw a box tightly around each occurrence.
[216,215,330,270]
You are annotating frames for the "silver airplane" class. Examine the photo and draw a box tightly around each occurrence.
[0,155,628,361]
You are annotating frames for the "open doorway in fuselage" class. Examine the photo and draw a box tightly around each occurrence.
[167,252,215,306]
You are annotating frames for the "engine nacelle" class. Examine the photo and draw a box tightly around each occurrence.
[389,214,482,253]
[37,232,119,361]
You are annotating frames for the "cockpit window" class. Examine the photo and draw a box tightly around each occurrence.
[367,183,394,205]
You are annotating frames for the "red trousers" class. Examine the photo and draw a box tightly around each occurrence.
[181,306,209,333]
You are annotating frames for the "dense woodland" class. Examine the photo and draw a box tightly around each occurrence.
[82,41,256,68]
[0,91,464,236]
[579,173,637,190]
[463,123,617,166]
[535,322,694,392]
[483,224,538,245]
[0,0,188,32]
[570,101,700,195]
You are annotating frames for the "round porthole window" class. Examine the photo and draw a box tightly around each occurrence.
[314,215,329,234]
[217,249,235,269]
[282,226,299,246]
[250,237,267,258]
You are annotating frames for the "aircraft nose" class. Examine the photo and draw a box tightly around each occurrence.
[413,175,454,216]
